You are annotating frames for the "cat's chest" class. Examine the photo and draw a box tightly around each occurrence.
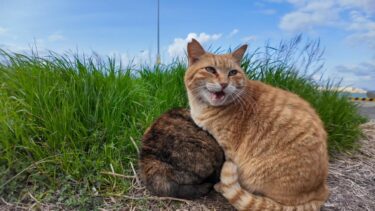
[190,103,235,138]
[190,114,210,134]
[192,115,232,142]
[190,105,212,130]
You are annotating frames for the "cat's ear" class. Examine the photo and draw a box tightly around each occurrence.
[231,44,248,63]
[187,39,206,66]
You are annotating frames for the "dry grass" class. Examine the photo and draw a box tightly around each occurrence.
[323,120,375,211]
[1,121,374,210]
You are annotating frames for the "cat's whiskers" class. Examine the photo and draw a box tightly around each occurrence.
[243,84,259,102]
[233,90,250,121]
[237,88,259,114]
[190,85,208,94]
[234,89,257,115]
[232,91,247,121]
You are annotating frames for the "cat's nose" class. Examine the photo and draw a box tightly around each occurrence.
[220,83,228,89]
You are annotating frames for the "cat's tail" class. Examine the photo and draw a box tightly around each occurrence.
[215,161,325,211]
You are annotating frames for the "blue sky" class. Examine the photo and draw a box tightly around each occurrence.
[0,0,374,90]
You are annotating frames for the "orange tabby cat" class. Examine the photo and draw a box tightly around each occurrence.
[184,39,329,211]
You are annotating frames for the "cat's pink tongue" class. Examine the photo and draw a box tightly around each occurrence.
[211,91,225,101]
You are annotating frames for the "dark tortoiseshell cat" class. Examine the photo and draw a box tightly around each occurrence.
[139,108,224,199]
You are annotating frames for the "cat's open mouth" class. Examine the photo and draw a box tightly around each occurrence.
[210,91,226,101]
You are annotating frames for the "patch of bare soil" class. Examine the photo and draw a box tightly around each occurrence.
[1,121,375,210]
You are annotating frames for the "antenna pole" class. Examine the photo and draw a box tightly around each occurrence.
[156,0,161,65]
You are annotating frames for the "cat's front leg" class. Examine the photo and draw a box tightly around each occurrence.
[214,160,238,193]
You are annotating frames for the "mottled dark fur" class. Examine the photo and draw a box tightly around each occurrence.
[139,108,224,199]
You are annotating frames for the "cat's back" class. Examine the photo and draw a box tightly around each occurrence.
[142,108,192,142]
[139,108,224,199]
[249,80,322,124]
[143,108,204,139]
[141,108,221,154]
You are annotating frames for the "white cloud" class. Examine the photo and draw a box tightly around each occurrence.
[337,62,375,77]
[266,0,282,2]
[228,29,239,37]
[167,32,222,58]
[266,0,307,6]
[0,41,50,55]
[108,50,153,67]
[0,43,28,52]
[347,11,374,31]
[242,35,257,42]
[260,9,277,15]
[279,1,339,32]
[125,50,150,65]
[280,11,331,31]
[137,50,151,64]
[48,32,64,42]
[339,0,375,14]
[35,38,45,46]
[345,11,375,48]
[0,27,8,35]
[335,61,375,90]
[278,0,375,32]
[276,0,375,48]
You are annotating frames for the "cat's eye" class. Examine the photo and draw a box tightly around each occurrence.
[205,66,217,74]
[228,69,238,76]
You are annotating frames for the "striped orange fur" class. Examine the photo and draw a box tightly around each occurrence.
[215,161,325,211]
[184,39,329,211]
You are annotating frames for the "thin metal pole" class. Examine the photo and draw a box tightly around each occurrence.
[156,0,161,65]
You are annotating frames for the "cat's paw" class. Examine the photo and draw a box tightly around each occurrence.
[220,161,238,185]
[192,183,213,198]
[214,182,224,193]
[222,161,237,173]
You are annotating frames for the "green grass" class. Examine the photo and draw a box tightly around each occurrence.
[0,40,365,208]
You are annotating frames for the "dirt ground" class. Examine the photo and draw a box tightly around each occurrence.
[322,120,375,211]
[1,121,375,211]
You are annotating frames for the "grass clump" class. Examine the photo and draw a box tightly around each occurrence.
[0,37,365,208]
[0,52,188,207]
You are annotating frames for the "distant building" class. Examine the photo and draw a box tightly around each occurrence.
[319,86,367,94]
